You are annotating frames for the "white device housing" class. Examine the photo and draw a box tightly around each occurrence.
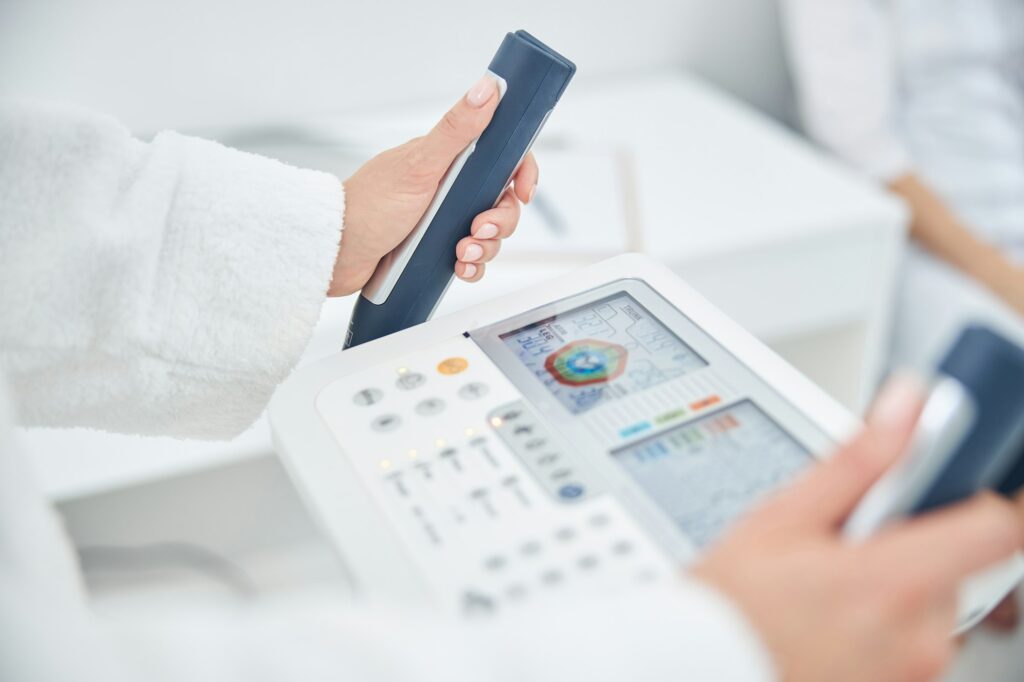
[270,254,1019,627]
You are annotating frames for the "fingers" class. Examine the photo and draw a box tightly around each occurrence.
[982,591,1020,632]
[455,189,521,282]
[877,492,1024,590]
[457,235,502,263]
[764,375,926,529]
[511,152,539,204]
[455,261,485,283]
[470,190,521,240]
[415,75,500,178]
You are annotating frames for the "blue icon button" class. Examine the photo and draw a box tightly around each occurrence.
[619,421,652,439]
[558,483,585,500]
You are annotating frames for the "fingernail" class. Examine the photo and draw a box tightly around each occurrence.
[528,185,537,204]
[462,263,477,278]
[464,244,484,262]
[870,372,926,434]
[466,75,497,108]
[476,223,499,239]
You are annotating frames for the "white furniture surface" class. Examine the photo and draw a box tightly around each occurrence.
[25,72,906,502]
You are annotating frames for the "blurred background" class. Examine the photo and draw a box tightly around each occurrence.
[2,1,1022,679]
[0,0,797,131]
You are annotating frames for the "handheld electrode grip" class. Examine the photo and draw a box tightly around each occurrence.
[845,325,1024,540]
[343,31,576,349]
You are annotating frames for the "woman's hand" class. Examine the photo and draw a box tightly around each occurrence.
[330,75,538,296]
[692,377,1024,682]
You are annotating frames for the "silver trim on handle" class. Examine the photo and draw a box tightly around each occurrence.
[361,72,508,305]
[844,377,977,540]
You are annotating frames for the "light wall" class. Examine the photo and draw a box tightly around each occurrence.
[0,0,796,133]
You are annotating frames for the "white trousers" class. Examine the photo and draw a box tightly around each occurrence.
[891,245,1024,373]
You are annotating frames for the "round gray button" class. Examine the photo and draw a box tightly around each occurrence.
[483,555,507,571]
[371,414,402,432]
[520,540,542,557]
[554,526,576,542]
[611,540,634,556]
[352,388,384,406]
[415,397,445,416]
[396,372,426,390]
[505,583,527,600]
[540,569,564,586]
[458,382,490,400]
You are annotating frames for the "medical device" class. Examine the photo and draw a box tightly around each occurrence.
[343,30,575,349]
[270,255,1021,626]
[845,326,1024,628]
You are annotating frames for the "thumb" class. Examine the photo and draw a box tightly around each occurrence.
[764,374,927,529]
[414,74,500,178]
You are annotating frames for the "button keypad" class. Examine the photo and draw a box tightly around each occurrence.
[488,401,598,503]
[316,340,673,621]
[457,498,670,615]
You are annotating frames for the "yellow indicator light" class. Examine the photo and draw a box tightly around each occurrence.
[437,357,469,375]
[397,367,408,375]
[464,427,476,437]
[490,416,503,428]
[407,449,419,460]
[434,438,446,449]
[379,459,393,471]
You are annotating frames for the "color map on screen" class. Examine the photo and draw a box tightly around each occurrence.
[499,293,707,414]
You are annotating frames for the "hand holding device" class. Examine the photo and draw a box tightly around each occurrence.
[343,31,576,348]
[694,377,1024,682]
[845,326,1024,540]
[330,75,538,296]
[841,326,1024,630]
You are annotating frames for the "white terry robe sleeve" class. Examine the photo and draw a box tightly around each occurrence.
[779,0,913,181]
[0,99,344,439]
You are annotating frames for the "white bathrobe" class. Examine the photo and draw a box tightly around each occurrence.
[0,100,775,682]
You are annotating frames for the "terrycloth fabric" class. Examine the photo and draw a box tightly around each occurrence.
[0,99,344,439]
[0,100,777,682]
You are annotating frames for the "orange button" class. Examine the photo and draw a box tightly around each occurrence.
[689,395,721,411]
[437,357,469,375]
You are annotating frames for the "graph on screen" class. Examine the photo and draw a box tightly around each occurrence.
[500,293,707,414]
[612,400,812,547]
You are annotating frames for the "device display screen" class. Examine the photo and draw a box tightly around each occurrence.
[498,293,707,415]
[473,279,829,555]
[611,400,810,547]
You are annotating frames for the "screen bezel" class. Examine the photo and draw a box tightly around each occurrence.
[470,277,835,559]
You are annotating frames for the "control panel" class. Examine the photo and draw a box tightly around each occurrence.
[316,337,674,616]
